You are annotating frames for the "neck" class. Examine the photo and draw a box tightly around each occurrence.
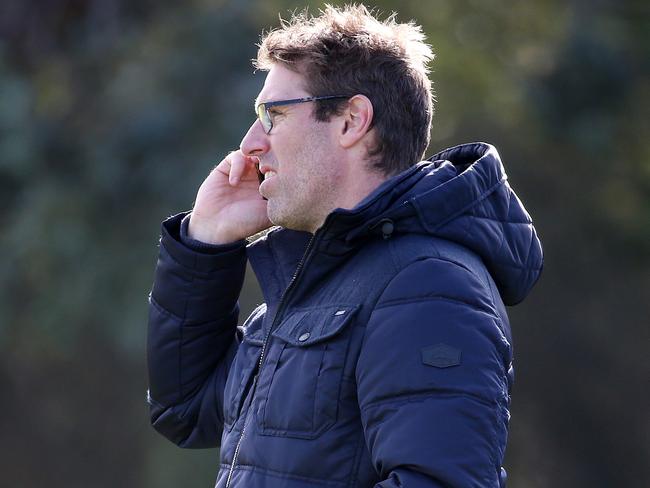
[308,167,388,233]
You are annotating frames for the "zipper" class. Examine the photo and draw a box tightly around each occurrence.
[225,232,318,488]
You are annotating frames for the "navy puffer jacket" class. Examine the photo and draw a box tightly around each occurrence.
[147,142,543,487]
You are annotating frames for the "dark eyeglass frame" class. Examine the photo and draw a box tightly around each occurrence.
[255,95,349,134]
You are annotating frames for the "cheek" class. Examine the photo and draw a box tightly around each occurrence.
[280,156,311,188]
[276,131,333,192]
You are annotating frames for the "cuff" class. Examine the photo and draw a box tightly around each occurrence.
[179,213,244,254]
[160,212,246,272]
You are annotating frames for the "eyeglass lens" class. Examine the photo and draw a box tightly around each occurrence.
[256,104,272,133]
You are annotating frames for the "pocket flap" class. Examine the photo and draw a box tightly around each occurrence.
[272,305,360,346]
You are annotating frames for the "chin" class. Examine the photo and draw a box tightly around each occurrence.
[268,210,305,231]
[267,197,317,231]
[266,203,288,228]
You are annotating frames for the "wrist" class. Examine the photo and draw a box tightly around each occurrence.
[188,212,240,245]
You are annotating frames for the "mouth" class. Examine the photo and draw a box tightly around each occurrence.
[259,162,277,181]
[258,163,277,199]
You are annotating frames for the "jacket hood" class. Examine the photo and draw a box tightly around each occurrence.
[249,142,543,306]
[324,142,543,305]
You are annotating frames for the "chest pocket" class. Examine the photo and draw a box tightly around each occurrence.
[257,304,359,439]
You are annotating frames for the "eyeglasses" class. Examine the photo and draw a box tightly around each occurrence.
[255,95,349,134]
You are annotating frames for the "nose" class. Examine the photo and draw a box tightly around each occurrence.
[240,119,270,157]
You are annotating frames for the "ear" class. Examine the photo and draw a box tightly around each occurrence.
[339,95,374,149]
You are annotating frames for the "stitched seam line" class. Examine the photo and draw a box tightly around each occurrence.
[150,295,236,328]
[347,430,368,488]
[428,175,507,232]
[160,245,222,276]
[177,255,195,401]
[374,295,498,318]
[221,463,348,486]
[360,390,499,413]
[468,214,532,225]
[149,295,175,317]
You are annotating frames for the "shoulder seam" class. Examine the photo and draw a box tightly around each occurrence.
[378,255,482,298]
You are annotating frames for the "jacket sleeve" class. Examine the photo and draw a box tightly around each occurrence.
[147,212,247,448]
[356,257,512,487]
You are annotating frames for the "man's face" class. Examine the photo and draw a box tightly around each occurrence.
[240,64,345,233]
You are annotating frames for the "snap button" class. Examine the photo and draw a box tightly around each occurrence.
[334,310,346,316]
[381,220,394,239]
[298,332,310,342]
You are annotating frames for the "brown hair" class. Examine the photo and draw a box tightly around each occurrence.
[255,4,434,176]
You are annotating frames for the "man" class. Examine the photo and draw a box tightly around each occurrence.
[147,5,543,487]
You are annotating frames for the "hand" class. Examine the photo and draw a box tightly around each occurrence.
[188,150,271,244]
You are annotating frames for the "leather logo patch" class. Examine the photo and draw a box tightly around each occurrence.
[421,343,461,368]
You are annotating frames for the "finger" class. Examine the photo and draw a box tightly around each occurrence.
[232,154,262,185]
[243,156,261,181]
[214,152,234,177]
[228,151,249,185]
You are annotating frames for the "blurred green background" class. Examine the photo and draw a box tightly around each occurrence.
[0,0,647,486]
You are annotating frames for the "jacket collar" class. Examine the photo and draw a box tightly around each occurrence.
[247,142,543,306]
